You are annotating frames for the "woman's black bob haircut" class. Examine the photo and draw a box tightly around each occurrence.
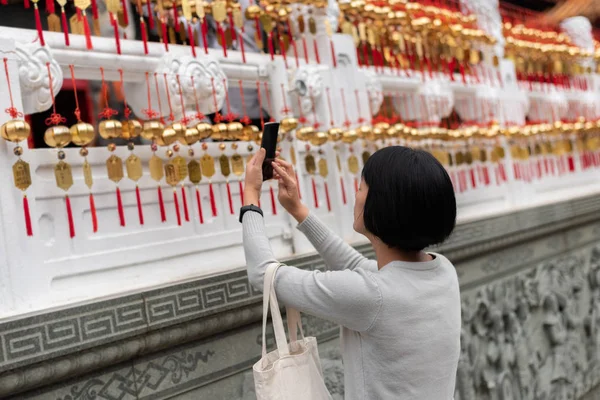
[361,146,456,252]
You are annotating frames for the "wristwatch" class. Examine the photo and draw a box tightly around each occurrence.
[239,204,263,223]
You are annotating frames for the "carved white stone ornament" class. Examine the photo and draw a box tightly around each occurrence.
[290,65,324,119]
[529,89,569,123]
[561,17,595,71]
[15,43,62,115]
[363,70,383,118]
[394,80,453,124]
[460,0,505,58]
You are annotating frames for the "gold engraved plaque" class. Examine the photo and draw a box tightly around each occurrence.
[48,13,61,33]
[55,161,74,191]
[308,17,317,35]
[232,8,243,28]
[219,154,231,177]
[470,147,481,162]
[149,155,164,181]
[348,155,359,174]
[126,154,143,182]
[164,163,179,186]
[13,159,32,191]
[106,0,120,13]
[188,160,202,184]
[260,14,274,33]
[305,154,316,175]
[318,158,328,178]
[70,14,83,34]
[297,15,305,34]
[74,0,91,9]
[455,151,464,165]
[83,159,93,188]
[465,151,473,165]
[201,154,215,177]
[231,154,244,176]
[212,0,226,22]
[106,155,124,183]
[172,156,188,181]
[195,0,205,18]
[361,151,370,165]
[181,0,192,20]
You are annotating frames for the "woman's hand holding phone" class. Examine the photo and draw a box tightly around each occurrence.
[272,159,309,223]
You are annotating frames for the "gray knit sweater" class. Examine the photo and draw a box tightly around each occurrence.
[243,211,461,400]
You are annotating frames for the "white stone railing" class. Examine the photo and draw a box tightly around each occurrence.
[0,25,599,318]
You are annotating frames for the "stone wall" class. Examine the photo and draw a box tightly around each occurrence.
[2,194,600,400]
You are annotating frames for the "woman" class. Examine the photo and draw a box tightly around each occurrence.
[241,146,461,399]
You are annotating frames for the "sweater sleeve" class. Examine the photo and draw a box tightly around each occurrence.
[297,212,377,272]
[243,212,382,332]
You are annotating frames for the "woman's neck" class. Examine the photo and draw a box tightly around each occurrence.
[371,239,433,270]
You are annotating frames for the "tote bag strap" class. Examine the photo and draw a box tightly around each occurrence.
[287,307,305,343]
[262,263,290,362]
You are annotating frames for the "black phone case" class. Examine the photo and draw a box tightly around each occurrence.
[261,122,279,181]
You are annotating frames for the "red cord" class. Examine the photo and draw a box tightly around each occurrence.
[136,185,144,225]
[146,0,153,29]
[120,0,129,25]
[90,0,98,19]
[239,180,244,205]
[89,193,98,232]
[311,177,319,208]
[3,58,23,119]
[173,4,179,32]
[267,31,275,61]
[226,181,234,214]
[161,17,169,52]
[65,195,75,238]
[163,73,175,122]
[340,177,346,204]
[270,185,277,215]
[354,177,359,193]
[173,188,182,226]
[153,73,165,123]
[116,187,126,226]
[175,74,189,125]
[330,40,337,68]
[140,19,149,54]
[325,87,334,127]
[110,13,121,55]
[239,23,247,63]
[239,80,250,125]
[181,186,189,221]
[82,10,93,49]
[263,82,275,122]
[196,187,204,224]
[302,36,309,62]
[157,186,167,222]
[313,38,320,64]
[210,77,222,122]
[224,78,237,122]
[280,83,290,116]
[60,8,70,46]
[324,181,331,211]
[286,20,299,68]
[23,195,33,236]
[209,182,217,217]
[201,18,208,54]
[188,24,197,57]
[256,81,264,129]
[277,25,288,68]
[45,0,54,14]
[191,76,205,121]
[24,0,30,8]
[217,22,227,57]
[68,65,81,121]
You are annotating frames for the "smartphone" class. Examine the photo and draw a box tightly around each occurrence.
[261,122,280,181]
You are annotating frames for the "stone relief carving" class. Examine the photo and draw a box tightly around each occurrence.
[560,17,595,71]
[290,65,324,126]
[363,69,383,118]
[126,53,227,123]
[457,246,600,400]
[393,80,453,124]
[15,43,62,115]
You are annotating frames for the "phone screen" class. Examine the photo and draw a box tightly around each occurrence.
[261,122,279,181]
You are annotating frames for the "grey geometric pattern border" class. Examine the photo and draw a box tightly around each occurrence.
[1,194,600,374]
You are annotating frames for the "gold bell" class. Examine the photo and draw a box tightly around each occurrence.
[227,122,244,140]
[181,127,200,146]
[341,129,358,144]
[240,125,259,142]
[141,120,165,141]
[327,128,343,142]
[211,123,228,141]
[310,131,329,147]
[44,125,72,148]
[295,126,316,141]
[122,120,143,140]
[70,122,95,146]
[357,125,372,139]
[196,122,212,140]
[1,119,31,143]
[280,118,299,133]
[99,119,123,140]
[156,125,179,146]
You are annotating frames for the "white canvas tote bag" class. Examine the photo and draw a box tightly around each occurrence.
[253,263,333,400]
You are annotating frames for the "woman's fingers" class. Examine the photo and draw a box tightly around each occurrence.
[274,158,295,176]
[272,162,295,186]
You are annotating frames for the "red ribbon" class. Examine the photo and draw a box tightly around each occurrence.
[33,4,45,46]
[136,186,144,225]
[311,177,319,208]
[239,181,244,205]
[196,187,204,224]
[157,186,167,222]
[270,186,277,215]
[209,182,217,217]
[116,188,126,227]
[226,182,234,214]
[340,177,346,205]
[89,193,98,232]
[60,8,70,46]
[324,181,331,211]
[173,189,182,226]
[23,195,33,236]
[65,195,75,238]
[181,186,190,221]
[140,19,149,54]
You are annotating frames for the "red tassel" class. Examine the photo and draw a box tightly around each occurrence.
[140,19,149,54]
[146,0,153,29]
[110,13,121,55]
[302,36,309,62]
[239,180,245,205]
[60,9,70,46]
[202,18,209,54]
[120,0,129,26]
[89,193,98,233]
[313,39,320,64]
[116,187,126,227]
[91,0,98,19]
[340,177,347,205]
[195,187,204,224]
[568,155,575,172]
[311,177,319,208]
[226,182,234,214]
[24,0,30,9]
[217,23,227,57]
[23,195,33,236]
[65,195,75,238]
[239,25,247,63]
[46,0,54,14]
[188,24,197,57]
[267,31,275,61]
[33,4,45,46]
[173,189,182,226]
[209,182,217,217]
[278,35,288,68]
[82,12,93,49]
[172,3,179,31]
[161,18,169,52]
[324,181,331,212]
[157,186,167,222]
[181,186,190,221]
[330,40,337,68]
[135,185,144,225]
[228,12,237,42]
[270,185,277,215]
[483,166,490,186]
[470,169,477,189]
